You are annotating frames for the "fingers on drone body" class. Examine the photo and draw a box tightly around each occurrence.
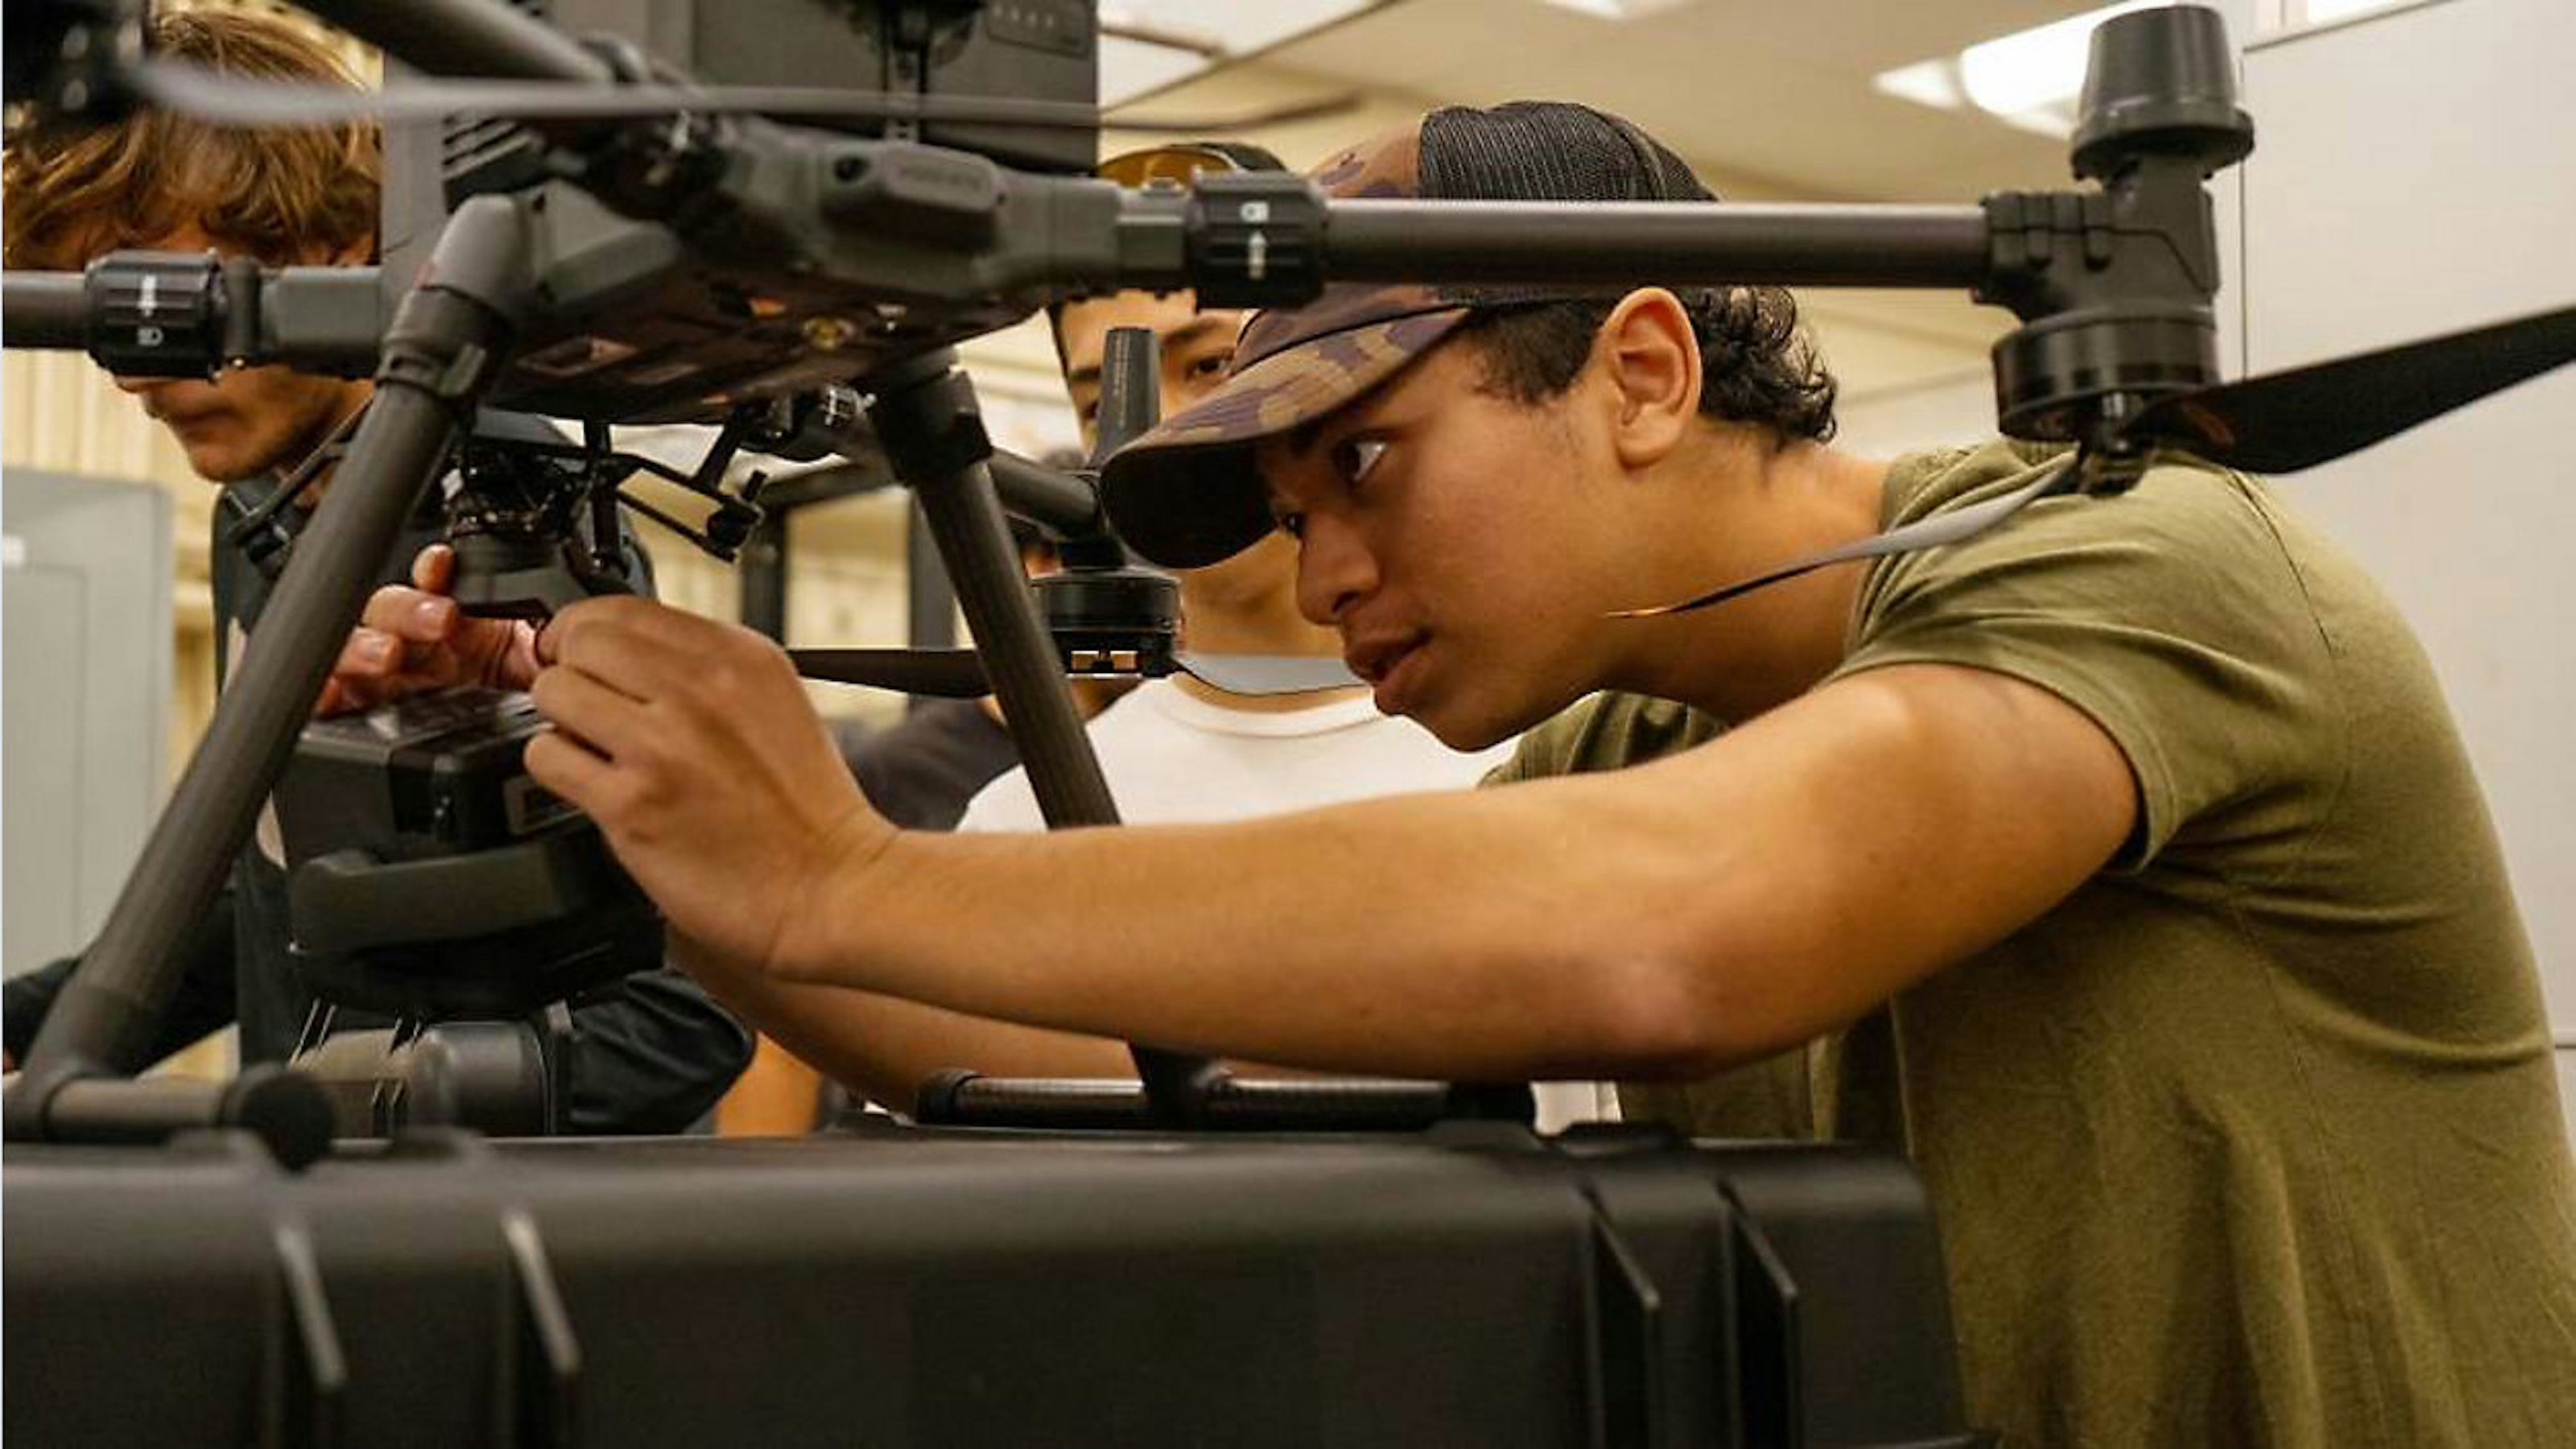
[321,549,890,974]
[524,595,891,974]
[319,544,539,715]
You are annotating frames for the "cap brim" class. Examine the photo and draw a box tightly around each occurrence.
[1100,307,1474,568]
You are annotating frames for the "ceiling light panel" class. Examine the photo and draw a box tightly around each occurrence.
[1872,1,2177,138]
[1098,0,1378,106]
[1534,0,1697,19]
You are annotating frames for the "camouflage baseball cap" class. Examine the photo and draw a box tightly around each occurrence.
[1099,101,1719,569]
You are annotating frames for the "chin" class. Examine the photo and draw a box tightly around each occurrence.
[180,440,270,485]
[190,457,261,484]
[1414,674,1588,753]
[1404,696,1516,753]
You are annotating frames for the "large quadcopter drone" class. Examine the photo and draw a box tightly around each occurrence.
[2,0,2570,1162]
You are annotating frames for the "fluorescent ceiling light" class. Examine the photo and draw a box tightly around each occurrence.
[1535,0,1696,19]
[1873,59,1965,114]
[1873,1,2172,138]
[1097,0,1377,108]
[2301,0,2398,23]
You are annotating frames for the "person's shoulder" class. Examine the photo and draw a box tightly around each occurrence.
[1887,438,2279,550]
[1486,692,1727,786]
[1865,439,2303,621]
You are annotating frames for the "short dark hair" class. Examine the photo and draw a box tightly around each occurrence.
[3,9,379,270]
[1457,285,1838,444]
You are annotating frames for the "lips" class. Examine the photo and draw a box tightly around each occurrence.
[1344,630,1422,684]
[1344,630,1429,710]
[146,402,225,430]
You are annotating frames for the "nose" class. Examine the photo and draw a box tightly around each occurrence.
[1292,511,1379,627]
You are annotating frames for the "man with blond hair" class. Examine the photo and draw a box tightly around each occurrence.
[2,6,751,1131]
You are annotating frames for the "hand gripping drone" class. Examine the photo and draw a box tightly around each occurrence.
[2,0,2570,1166]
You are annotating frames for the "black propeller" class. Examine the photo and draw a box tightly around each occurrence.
[1617,301,2576,619]
[791,648,1360,698]
[124,58,1359,135]
[2127,303,2576,475]
[792,648,989,698]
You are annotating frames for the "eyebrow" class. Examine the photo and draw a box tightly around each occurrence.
[1065,316,1236,390]
[1286,386,1411,460]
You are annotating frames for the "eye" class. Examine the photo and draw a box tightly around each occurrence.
[1274,510,1306,540]
[1329,436,1388,487]
[1186,349,1232,379]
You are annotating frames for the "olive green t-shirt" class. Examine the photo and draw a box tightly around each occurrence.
[1492,440,2576,1447]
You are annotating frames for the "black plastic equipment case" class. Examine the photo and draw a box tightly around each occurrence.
[4,1121,1988,1448]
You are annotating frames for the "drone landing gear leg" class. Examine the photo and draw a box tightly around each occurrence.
[0,196,536,1170]
[859,352,1530,1136]
[861,349,1224,1121]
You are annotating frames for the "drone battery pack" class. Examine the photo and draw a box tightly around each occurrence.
[278,687,569,863]
[3,1123,1985,1449]
[272,688,659,1018]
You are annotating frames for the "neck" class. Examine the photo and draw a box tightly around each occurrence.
[1171,568,1370,715]
[1611,438,1891,724]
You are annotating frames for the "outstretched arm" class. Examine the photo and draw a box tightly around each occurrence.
[680,969,1137,1113]
[525,597,2136,1084]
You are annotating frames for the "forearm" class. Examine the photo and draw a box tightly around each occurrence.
[534,602,2136,1090]
[684,955,1139,1113]
[6,890,242,1068]
[559,967,754,1133]
[3,958,76,1065]
[522,598,1699,1083]
[783,778,1709,1083]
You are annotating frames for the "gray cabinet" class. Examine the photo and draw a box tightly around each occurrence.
[2,469,171,976]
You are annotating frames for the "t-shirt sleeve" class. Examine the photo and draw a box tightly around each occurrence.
[841,704,1023,832]
[1483,694,1729,789]
[956,767,1045,834]
[1828,463,2343,872]
[1483,707,1593,787]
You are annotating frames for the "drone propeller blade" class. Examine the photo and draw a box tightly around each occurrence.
[1173,653,1364,696]
[125,59,1356,135]
[2129,303,2576,475]
[791,648,989,698]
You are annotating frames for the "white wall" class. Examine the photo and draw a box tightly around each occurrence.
[1834,369,1996,461]
[2238,0,2576,1129]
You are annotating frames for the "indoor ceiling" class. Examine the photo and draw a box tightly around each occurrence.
[972,2,2161,419]
[1206,0,2091,202]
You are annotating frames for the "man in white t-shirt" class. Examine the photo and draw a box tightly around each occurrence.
[959,679,1499,832]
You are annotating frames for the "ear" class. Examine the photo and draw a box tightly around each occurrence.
[1595,287,1702,472]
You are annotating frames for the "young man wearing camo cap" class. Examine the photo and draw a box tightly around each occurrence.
[347,101,2576,1444]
